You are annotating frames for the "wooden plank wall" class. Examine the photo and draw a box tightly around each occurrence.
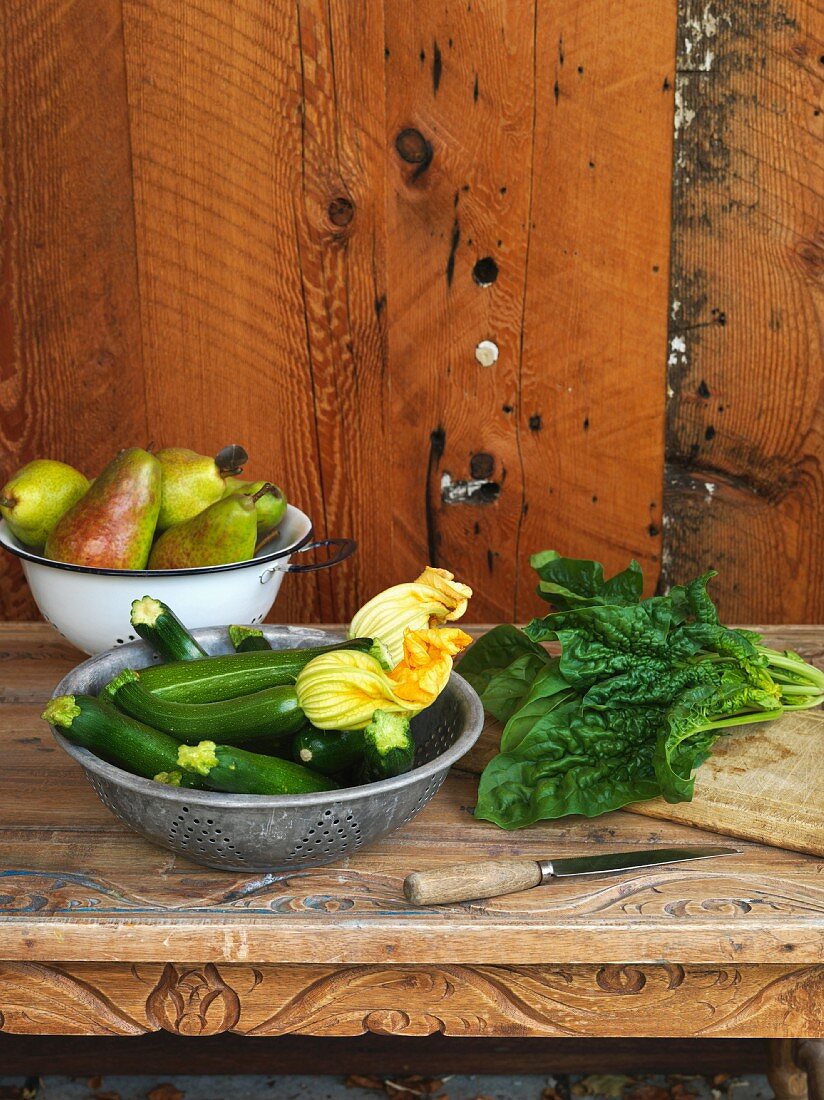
[665,0,824,623]
[1,0,821,625]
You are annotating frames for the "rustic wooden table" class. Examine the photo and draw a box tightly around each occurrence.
[1,625,822,1090]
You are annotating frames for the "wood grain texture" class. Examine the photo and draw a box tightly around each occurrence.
[1,0,821,627]
[0,0,147,619]
[515,0,677,620]
[1,623,822,971]
[1,960,821,1038]
[120,0,328,622]
[664,0,824,621]
[628,708,824,857]
[382,0,537,621]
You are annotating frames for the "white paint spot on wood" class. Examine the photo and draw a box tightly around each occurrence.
[475,339,499,367]
[682,2,721,72]
[674,85,695,131]
[668,334,688,369]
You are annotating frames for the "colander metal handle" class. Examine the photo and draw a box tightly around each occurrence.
[259,537,357,583]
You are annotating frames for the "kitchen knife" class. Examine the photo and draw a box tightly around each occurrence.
[403,845,739,905]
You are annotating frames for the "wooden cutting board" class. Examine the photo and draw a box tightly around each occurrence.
[458,708,824,857]
[626,708,823,856]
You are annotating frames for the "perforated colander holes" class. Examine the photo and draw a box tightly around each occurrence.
[397,774,444,827]
[418,712,461,763]
[168,806,246,861]
[287,807,363,861]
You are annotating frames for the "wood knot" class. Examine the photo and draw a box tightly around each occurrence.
[328,196,354,228]
[470,452,494,479]
[395,128,433,179]
[793,231,824,282]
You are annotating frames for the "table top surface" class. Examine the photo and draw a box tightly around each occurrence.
[1,622,822,967]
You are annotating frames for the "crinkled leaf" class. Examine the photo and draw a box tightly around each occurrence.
[499,661,576,753]
[527,601,675,688]
[458,625,550,723]
[475,704,663,827]
[530,551,644,610]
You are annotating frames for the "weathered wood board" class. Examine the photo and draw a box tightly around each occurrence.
[626,709,824,857]
[0,623,822,1045]
[1,0,821,627]
[664,0,824,622]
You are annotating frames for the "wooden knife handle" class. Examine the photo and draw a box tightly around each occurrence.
[403,859,543,905]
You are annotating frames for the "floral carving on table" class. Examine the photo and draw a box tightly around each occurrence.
[145,963,243,1035]
[0,961,821,1037]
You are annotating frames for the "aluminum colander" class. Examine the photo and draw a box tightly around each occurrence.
[48,626,485,871]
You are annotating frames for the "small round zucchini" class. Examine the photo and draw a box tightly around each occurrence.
[361,709,415,781]
[292,727,365,776]
[228,625,273,653]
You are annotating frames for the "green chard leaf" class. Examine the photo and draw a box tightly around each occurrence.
[475,703,662,828]
[458,624,551,723]
[530,550,644,610]
[469,552,824,830]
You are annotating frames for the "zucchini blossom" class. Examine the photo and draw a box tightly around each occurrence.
[349,566,472,665]
[296,627,472,730]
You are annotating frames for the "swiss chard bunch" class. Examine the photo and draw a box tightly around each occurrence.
[460,552,824,829]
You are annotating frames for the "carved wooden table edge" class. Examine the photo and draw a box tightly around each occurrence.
[0,960,822,1040]
[1,623,822,1046]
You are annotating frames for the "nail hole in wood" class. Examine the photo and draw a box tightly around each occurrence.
[328,197,354,227]
[473,257,499,286]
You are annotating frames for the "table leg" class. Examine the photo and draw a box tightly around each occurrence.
[796,1041,824,1100]
[768,1040,808,1100]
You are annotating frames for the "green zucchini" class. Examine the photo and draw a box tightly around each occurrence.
[178,740,336,795]
[361,709,415,781]
[228,624,273,653]
[130,596,207,662]
[104,668,305,746]
[292,727,365,776]
[42,694,204,787]
[137,638,374,703]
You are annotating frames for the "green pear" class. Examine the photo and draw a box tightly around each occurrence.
[222,477,287,533]
[155,445,247,531]
[1,459,90,548]
[148,491,262,569]
[45,449,161,569]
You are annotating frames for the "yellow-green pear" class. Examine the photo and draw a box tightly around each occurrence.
[155,445,247,531]
[1,459,90,548]
[222,477,286,532]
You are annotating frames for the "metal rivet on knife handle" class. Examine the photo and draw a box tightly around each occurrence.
[403,859,542,906]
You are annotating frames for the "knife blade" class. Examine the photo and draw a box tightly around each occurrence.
[403,845,739,906]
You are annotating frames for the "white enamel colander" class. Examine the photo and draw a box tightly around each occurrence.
[0,507,355,654]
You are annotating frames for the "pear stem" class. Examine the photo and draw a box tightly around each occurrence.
[251,482,279,504]
[0,495,15,509]
[215,444,248,478]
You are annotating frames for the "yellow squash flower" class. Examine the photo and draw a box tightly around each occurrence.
[349,566,472,665]
[389,627,472,704]
[296,627,472,730]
